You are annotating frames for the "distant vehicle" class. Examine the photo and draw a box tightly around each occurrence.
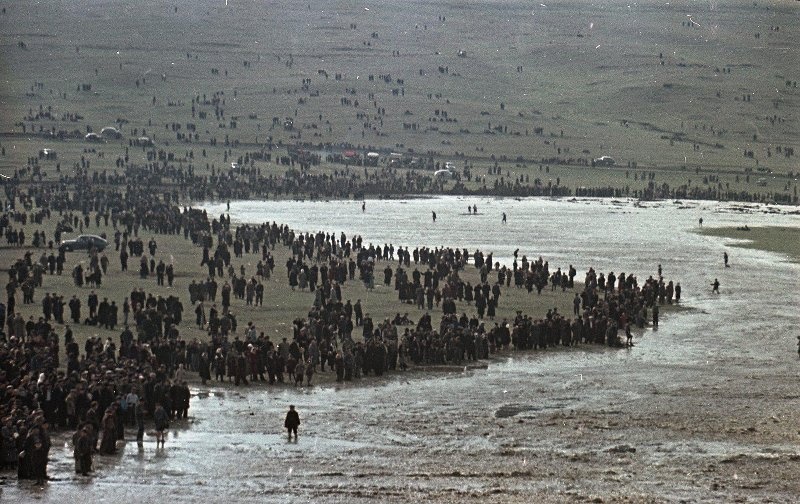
[59,234,108,252]
[85,132,103,142]
[365,151,380,166]
[445,161,457,171]
[135,136,154,147]
[39,148,57,160]
[434,169,455,178]
[100,126,122,139]
[593,155,616,167]
[388,152,404,167]
[756,177,767,186]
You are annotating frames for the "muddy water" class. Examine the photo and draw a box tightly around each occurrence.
[6,197,799,502]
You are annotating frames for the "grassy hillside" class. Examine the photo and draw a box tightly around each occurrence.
[0,0,797,200]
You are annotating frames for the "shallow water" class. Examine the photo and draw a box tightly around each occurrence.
[5,197,799,502]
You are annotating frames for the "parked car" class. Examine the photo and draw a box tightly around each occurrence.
[59,234,108,252]
[593,155,616,167]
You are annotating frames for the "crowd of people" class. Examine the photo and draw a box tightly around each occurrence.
[0,169,681,486]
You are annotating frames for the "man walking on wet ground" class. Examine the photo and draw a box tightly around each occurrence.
[724,252,729,268]
[284,405,300,442]
[711,278,720,293]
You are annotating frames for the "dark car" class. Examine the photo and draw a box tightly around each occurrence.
[59,234,108,252]
[593,155,616,167]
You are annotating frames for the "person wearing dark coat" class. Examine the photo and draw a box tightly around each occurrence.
[284,405,300,442]
[99,408,117,454]
[73,425,92,476]
[135,401,146,445]
[153,403,168,448]
[28,426,49,485]
[198,352,211,385]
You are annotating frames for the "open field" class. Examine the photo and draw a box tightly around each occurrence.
[0,0,798,202]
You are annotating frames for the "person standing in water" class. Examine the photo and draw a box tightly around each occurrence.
[153,402,168,448]
[284,405,300,442]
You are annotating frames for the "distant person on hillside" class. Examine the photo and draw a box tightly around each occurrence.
[724,252,729,267]
[432,211,436,222]
[699,217,703,226]
[711,278,720,293]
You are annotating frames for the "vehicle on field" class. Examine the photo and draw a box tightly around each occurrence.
[59,234,108,252]
[593,155,616,167]
[100,126,122,139]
